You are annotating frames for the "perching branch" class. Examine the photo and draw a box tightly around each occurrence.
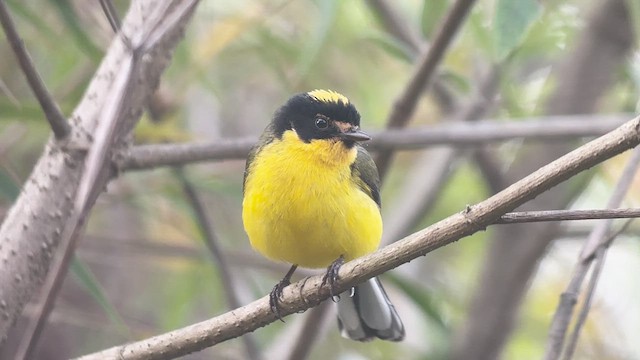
[121,114,629,171]
[76,116,640,360]
[0,0,70,139]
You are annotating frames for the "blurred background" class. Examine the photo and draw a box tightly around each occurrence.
[0,0,639,359]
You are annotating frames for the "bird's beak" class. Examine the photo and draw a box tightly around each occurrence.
[340,129,371,142]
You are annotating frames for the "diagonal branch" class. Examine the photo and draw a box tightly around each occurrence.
[0,0,70,139]
[76,116,640,360]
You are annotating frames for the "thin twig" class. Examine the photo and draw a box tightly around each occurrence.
[175,167,262,360]
[561,219,633,360]
[76,116,640,360]
[121,114,629,171]
[0,0,69,138]
[375,0,478,178]
[496,208,640,223]
[544,146,640,360]
[99,0,121,33]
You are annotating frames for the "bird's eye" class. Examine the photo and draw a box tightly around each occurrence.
[315,117,329,129]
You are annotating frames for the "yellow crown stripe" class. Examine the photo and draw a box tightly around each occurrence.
[307,89,349,104]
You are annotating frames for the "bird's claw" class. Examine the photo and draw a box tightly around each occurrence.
[321,255,344,298]
[269,278,291,322]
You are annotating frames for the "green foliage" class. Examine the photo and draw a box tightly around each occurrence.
[493,0,542,60]
[421,0,449,38]
[49,0,103,60]
[0,169,20,202]
[294,0,339,84]
[70,259,131,338]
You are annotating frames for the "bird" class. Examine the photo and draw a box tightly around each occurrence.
[242,89,404,341]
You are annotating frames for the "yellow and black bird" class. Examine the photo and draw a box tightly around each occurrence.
[242,90,404,341]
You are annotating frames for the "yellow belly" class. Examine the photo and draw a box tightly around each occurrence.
[242,132,382,269]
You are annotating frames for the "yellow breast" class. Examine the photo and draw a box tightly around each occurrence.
[242,131,382,269]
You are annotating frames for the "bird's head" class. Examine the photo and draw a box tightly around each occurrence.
[272,90,370,148]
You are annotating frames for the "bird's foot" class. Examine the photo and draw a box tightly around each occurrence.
[321,255,344,299]
[269,278,290,322]
[269,264,298,322]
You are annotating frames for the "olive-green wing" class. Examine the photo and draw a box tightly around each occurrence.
[243,124,277,195]
[351,146,381,208]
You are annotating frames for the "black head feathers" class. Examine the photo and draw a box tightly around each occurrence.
[271,90,361,143]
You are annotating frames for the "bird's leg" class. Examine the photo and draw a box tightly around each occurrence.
[321,255,344,298]
[270,264,298,322]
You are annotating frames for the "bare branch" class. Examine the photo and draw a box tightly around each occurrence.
[561,219,634,360]
[76,116,640,360]
[496,208,640,223]
[544,146,640,360]
[99,0,121,33]
[0,0,70,139]
[121,114,629,171]
[375,0,477,178]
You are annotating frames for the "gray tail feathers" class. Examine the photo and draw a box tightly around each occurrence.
[336,277,405,342]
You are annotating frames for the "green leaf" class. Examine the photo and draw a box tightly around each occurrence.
[295,0,339,82]
[70,258,131,338]
[421,0,449,38]
[364,33,414,63]
[439,69,472,94]
[6,1,57,35]
[0,169,20,202]
[626,0,640,49]
[50,0,103,60]
[493,0,541,60]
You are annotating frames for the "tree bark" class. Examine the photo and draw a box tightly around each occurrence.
[0,0,197,343]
